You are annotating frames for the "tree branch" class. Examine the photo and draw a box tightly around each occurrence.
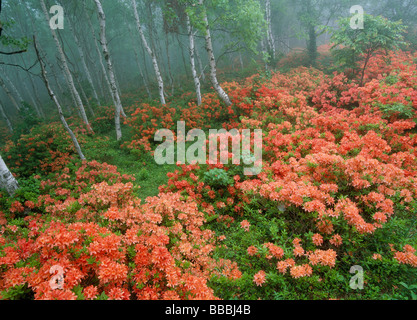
[0,59,39,77]
[0,49,27,55]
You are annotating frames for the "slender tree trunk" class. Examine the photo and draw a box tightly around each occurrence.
[0,155,19,197]
[186,13,202,106]
[75,73,95,117]
[0,76,20,111]
[127,22,152,99]
[34,36,86,161]
[2,72,24,104]
[265,0,275,60]
[56,59,80,117]
[261,39,269,71]
[307,23,317,67]
[22,59,44,116]
[198,0,232,106]
[40,0,90,130]
[239,52,244,70]
[83,3,113,103]
[20,77,42,118]
[176,33,190,79]
[132,0,166,105]
[0,102,13,132]
[68,17,101,106]
[37,43,72,114]
[140,41,152,91]
[195,45,206,83]
[165,34,175,96]
[94,0,123,141]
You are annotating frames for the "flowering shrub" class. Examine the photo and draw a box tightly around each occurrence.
[1,49,417,300]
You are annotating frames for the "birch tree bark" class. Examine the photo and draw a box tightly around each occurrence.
[186,13,202,106]
[83,1,126,119]
[40,0,90,130]
[265,0,276,60]
[34,36,86,161]
[0,155,19,197]
[198,0,232,106]
[131,0,166,105]
[83,2,113,102]
[0,102,13,133]
[94,0,123,141]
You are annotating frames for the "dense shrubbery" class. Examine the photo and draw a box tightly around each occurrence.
[1,48,417,300]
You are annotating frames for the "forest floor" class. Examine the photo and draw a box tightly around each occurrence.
[1,51,417,300]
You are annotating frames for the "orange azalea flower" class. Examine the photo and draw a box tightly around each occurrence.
[253,270,266,286]
[312,233,323,246]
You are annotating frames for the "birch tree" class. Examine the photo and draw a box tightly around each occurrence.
[186,13,202,106]
[94,0,123,140]
[131,0,166,105]
[40,0,91,130]
[34,35,86,161]
[265,0,276,60]
[198,0,232,106]
[0,155,19,197]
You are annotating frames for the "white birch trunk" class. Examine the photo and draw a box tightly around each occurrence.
[198,0,232,106]
[0,155,19,197]
[131,0,166,105]
[83,4,113,102]
[40,0,90,130]
[186,13,202,106]
[94,0,123,141]
[265,0,276,59]
[34,36,86,161]
[83,3,125,119]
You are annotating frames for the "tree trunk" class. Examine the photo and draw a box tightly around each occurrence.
[265,0,276,60]
[0,76,20,111]
[0,102,13,133]
[2,72,24,104]
[307,23,317,67]
[20,76,42,117]
[198,0,232,106]
[83,3,113,103]
[0,155,19,197]
[165,34,175,96]
[177,33,190,79]
[34,36,86,161]
[75,73,95,118]
[195,45,206,83]
[186,13,202,106]
[94,0,123,141]
[68,17,101,106]
[132,0,166,105]
[127,22,152,99]
[40,0,90,130]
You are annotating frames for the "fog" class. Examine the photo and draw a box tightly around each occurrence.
[0,0,416,129]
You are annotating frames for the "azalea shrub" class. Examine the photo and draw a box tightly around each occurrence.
[1,48,417,300]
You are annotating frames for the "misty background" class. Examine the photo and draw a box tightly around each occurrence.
[0,0,416,135]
